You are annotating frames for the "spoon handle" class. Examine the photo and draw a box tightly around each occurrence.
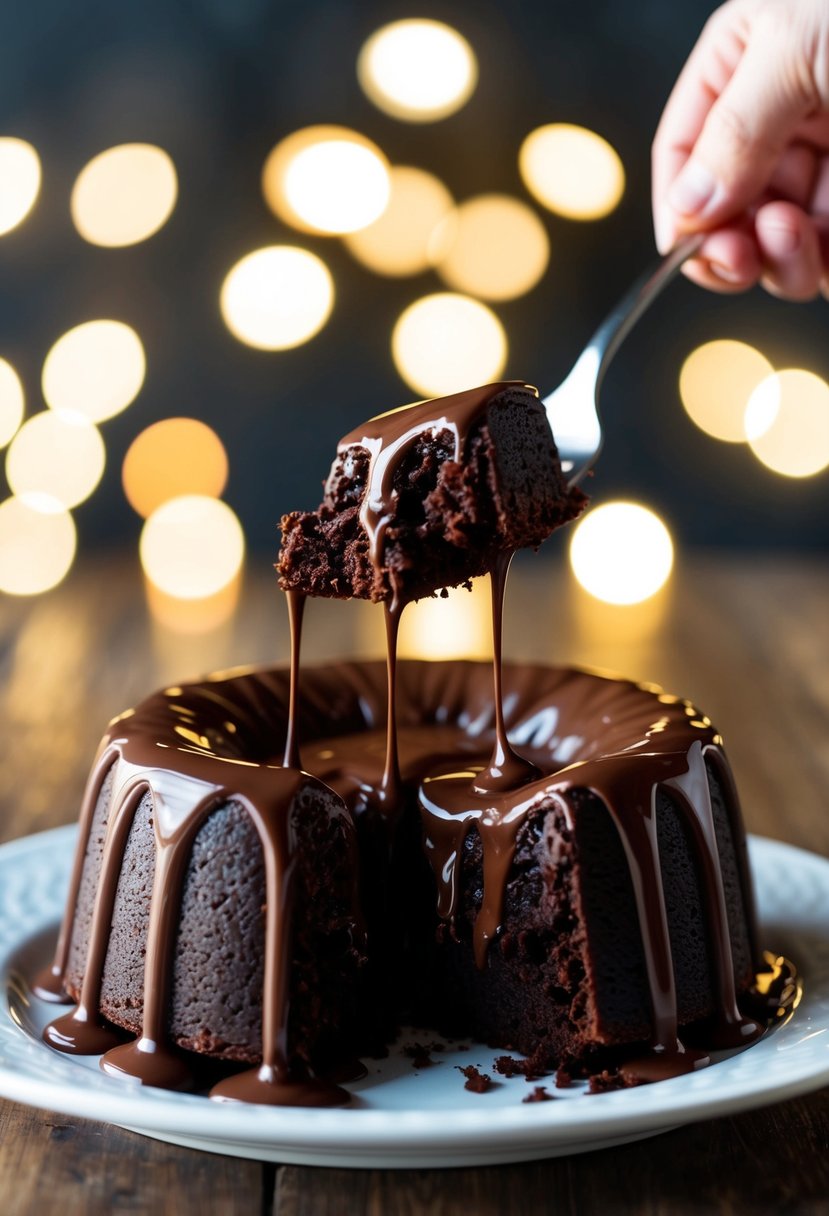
[588,233,705,392]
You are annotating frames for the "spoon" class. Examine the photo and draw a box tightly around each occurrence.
[543,234,705,486]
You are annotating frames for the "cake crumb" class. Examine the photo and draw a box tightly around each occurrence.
[492,1050,547,1081]
[522,1086,554,1103]
[458,1065,492,1093]
[554,1067,574,1089]
[587,1069,639,1094]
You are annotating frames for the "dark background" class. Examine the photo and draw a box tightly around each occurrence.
[1,0,827,555]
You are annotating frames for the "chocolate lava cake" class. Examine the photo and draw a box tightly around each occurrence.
[39,663,761,1098]
[38,381,767,1104]
[278,381,586,604]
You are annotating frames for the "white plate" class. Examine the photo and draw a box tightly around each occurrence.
[0,827,827,1168]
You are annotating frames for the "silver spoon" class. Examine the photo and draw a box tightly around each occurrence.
[543,234,705,486]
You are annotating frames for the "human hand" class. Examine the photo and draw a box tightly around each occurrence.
[652,0,829,299]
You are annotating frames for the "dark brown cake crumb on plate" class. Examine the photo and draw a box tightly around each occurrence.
[492,1051,548,1081]
[588,1069,641,1094]
[523,1086,555,1103]
[458,1065,492,1093]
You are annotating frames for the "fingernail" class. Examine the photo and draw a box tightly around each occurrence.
[710,263,743,284]
[762,223,800,257]
[668,160,724,217]
[654,208,674,255]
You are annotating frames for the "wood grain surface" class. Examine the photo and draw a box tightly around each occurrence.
[0,553,826,1216]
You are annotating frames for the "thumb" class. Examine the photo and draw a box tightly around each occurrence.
[668,13,814,230]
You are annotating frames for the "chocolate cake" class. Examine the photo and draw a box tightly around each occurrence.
[38,380,770,1105]
[278,381,586,606]
[38,661,762,1100]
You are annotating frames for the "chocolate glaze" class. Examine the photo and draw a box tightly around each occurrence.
[281,589,305,771]
[473,552,541,795]
[333,380,537,607]
[41,675,357,1106]
[40,656,767,1102]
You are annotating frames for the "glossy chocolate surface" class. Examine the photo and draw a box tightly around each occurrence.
[42,651,764,1098]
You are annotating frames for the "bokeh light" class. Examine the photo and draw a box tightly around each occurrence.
[140,495,245,599]
[392,292,507,397]
[0,358,25,448]
[358,19,477,122]
[745,370,829,477]
[679,340,774,443]
[42,320,146,423]
[145,574,242,634]
[71,143,177,247]
[220,246,334,350]
[262,126,390,235]
[123,418,228,519]
[6,410,105,511]
[344,166,453,277]
[569,502,674,605]
[0,497,76,596]
[519,124,625,221]
[431,194,550,301]
[0,138,41,236]
[399,579,491,659]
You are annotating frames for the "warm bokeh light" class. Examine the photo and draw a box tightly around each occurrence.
[70,143,177,248]
[344,166,453,277]
[0,138,41,236]
[144,572,242,634]
[140,495,245,599]
[746,369,829,477]
[220,246,334,350]
[431,194,550,301]
[42,320,146,423]
[262,126,390,235]
[358,19,478,122]
[679,339,774,443]
[123,417,228,519]
[399,579,492,659]
[519,124,625,221]
[0,496,76,596]
[6,410,105,511]
[392,292,507,397]
[0,358,25,448]
[569,502,674,605]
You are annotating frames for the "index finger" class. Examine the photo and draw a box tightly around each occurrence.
[652,3,750,248]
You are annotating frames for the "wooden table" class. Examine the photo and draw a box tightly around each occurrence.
[1,553,827,1215]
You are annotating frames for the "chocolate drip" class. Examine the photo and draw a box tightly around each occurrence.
[210,785,348,1107]
[379,601,403,813]
[417,677,763,1058]
[31,747,116,1005]
[282,589,305,770]
[335,381,536,602]
[664,743,761,1049]
[44,777,147,1056]
[41,684,355,1107]
[38,657,764,1100]
[474,551,541,795]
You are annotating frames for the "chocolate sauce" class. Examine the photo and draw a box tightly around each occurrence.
[379,601,404,814]
[333,381,537,603]
[473,551,541,795]
[281,589,305,770]
[40,681,356,1107]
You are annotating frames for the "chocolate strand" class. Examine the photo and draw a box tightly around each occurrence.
[282,589,306,770]
[32,747,118,1004]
